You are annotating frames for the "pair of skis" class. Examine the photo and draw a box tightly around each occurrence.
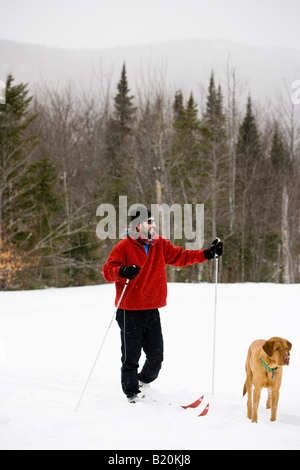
[181,395,209,417]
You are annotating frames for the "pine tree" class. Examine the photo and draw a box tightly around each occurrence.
[103,63,137,207]
[237,96,260,162]
[201,73,228,242]
[172,91,202,202]
[170,91,203,282]
[0,76,69,288]
[270,122,290,174]
[204,74,225,131]
[0,75,38,239]
[235,96,262,281]
[114,63,136,133]
[0,75,39,288]
[173,90,184,126]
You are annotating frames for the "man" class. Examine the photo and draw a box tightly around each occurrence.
[102,206,223,403]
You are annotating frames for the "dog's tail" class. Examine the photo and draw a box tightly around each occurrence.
[243,381,247,397]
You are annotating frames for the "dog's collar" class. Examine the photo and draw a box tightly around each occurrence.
[260,357,278,379]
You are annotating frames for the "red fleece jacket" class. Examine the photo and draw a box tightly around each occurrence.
[102,236,208,310]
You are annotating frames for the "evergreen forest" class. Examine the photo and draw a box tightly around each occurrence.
[0,64,299,290]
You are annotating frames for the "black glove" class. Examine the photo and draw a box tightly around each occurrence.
[203,238,223,260]
[119,264,141,280]
[212,238,223,257]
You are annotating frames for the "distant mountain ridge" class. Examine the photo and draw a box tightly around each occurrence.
[0,38,299,104]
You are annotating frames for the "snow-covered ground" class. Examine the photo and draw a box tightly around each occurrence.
[0,282,299,450]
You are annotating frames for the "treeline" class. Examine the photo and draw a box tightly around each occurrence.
[0,64,299,289]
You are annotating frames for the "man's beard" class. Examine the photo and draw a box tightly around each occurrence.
[141,227,155,240]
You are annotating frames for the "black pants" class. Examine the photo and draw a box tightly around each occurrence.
[116,308,164,398]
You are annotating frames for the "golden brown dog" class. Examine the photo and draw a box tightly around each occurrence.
[243,337,292,423]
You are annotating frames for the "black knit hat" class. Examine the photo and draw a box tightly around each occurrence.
[129,206,152,227]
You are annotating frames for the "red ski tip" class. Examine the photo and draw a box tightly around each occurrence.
[181,395,204,409]
[198,403,209,417]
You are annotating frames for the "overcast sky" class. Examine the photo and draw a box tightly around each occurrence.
[1,0,299,50]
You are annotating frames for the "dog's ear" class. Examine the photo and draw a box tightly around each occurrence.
[286,340,292,352]
[262,339,275,357]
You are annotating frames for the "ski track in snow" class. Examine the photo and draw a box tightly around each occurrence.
[0,283,299,450]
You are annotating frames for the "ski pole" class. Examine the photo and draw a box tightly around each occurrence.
[75,279,129,411]
[211,253,219,396]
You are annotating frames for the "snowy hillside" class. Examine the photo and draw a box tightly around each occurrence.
[0,282,299,450]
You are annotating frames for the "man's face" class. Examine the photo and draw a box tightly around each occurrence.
[138,217,156,239]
